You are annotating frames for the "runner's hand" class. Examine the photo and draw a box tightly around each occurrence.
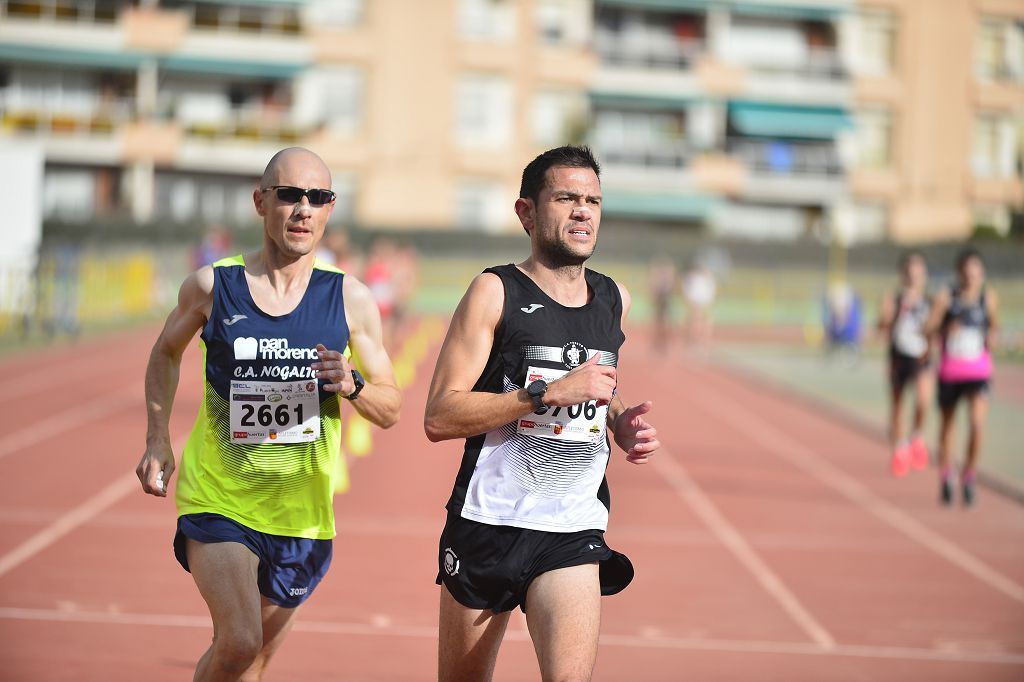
[612,401,659,465]
[136,443,175,497]
[545,352,616,407]
[313,344,357,396]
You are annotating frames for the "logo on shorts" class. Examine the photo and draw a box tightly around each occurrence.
[288,586,308,597]
[561,341,588,369]
[443,547,460,576]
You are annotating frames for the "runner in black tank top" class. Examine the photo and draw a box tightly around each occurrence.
[924,248,1000,506]
[425,146,661,681]
[877,251,933,477]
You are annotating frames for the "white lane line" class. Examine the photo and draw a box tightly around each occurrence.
[0,388,140,462]
[690,366,1024,605]
[0,434,189,579]
[653,447,836,651]
[1,607,1021,665]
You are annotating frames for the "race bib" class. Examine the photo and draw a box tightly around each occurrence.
[947,327,984,360]
[893,314,927,357]
[230,380,321,444]
[516,366,608,444]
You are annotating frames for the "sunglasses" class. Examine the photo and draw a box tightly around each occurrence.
[261,185,336,206]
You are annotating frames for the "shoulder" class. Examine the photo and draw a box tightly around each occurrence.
[464,271,506,307]
[182,265,214,301]
[342,273,376,310]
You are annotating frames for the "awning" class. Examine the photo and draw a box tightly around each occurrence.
[602,190,717,221]
[596,0,849,18]
[728,101,852,140]
[591,91,700,112]
[159,55,308,79]
[0,44,146,71]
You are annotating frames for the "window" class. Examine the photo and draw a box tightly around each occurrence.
[317,66,364,135]
[595,7,703,69]
[971,113,1018,179]
[531,90,585,146]
[976,17,1024,83]
[592,108,688,167]
[853,108,892,169]
[855,9,896,76]
[43,168,95,222]
[455,179,508,232]
[459,0,516,42]
[304,0,363,28]
[455,74,513,148]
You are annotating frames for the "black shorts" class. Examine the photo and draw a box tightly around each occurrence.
[938,379,990,410]
[889,351,929,392]
[436,513,634,613]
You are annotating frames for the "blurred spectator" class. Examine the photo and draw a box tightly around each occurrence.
[193,224,232,269]
[364,238,399,345]
[823,280,863,361]
[648,256,677,353]
[316,227,364,277]
[682,260,716,347]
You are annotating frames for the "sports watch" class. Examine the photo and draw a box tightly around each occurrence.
[345,369,366,400]
[526,379,549,413]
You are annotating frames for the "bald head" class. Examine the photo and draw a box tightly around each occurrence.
[260,147,332,189]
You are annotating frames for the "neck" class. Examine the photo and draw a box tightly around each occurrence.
[253,246,314,293]
[518,256,588,306]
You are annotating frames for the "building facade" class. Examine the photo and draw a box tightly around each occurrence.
[0,0,1020,243]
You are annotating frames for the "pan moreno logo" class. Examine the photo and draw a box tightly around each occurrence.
[233,337,318,361]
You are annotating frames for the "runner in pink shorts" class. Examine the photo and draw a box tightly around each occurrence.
[924,248,1000,506]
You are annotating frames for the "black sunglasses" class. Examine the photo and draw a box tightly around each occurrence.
[261,185,336,206]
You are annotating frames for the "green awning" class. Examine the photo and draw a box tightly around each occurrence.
[160,55,307,79]
[728,101,852,140]
[596,0,849,17]
[0,44,146,71]
[732,2,849,20]
[591,91,700,112]
[603,190,717,221]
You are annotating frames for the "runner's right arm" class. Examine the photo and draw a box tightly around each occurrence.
[424,273,616,442]
[136,267,213,497]
[923,288,950,339]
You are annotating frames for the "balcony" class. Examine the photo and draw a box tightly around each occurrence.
[0,0,124,24]
[728,137,845,204]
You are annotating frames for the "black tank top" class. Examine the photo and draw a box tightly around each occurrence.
[445,264,626,532]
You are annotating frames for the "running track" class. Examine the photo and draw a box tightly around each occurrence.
[0,320,1022,681]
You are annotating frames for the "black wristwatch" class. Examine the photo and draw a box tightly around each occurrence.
[345,369,365,400]
[526,379,548,413]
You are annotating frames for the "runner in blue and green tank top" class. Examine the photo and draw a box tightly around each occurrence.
[136,148,401,681]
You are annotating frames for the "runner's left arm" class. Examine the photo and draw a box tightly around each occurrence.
[986,288,1000,350]
[606,282,660,465]
[313,275,401,429]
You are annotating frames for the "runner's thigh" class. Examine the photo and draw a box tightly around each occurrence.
[438,585,511,682]
[525,563,601,681]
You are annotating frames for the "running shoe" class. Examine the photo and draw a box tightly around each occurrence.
[940,477,954,506]
[909,437,929,471]
[962,474,976,507]
[890,445,910,477]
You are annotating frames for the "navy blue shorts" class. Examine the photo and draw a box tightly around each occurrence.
[174,513,332,608]
[436,513,634,614]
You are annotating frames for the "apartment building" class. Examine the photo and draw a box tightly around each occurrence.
[0,0,1020,242]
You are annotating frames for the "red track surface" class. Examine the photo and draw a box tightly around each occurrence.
[1,321,1022,681]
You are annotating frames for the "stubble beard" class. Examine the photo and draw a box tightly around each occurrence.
[537,224,596,275]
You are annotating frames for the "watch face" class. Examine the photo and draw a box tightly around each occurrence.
[528,380,546,396]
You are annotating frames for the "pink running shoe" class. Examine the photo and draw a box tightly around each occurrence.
[909,437,929,471]
[890,445,910,477]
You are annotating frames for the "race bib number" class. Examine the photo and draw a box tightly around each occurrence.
[893,313,927,357]
[947,327,984,360]
[230,380,320,444]
[516,366,608,444]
